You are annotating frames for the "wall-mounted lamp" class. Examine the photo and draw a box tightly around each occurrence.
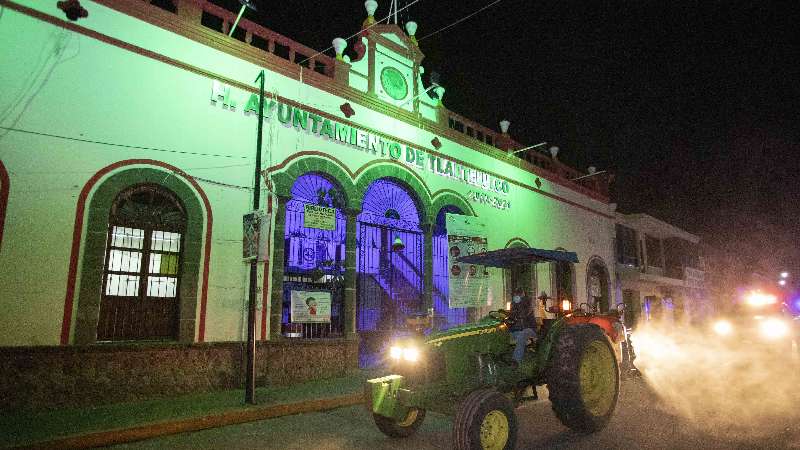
[571,169,607,182]
[228,0,257,37]
[499,120,510,134]
[340,102,355,118]
[508,142,547,156]
[548,146,559,160]
[391,236,405,252]
[431,137,442,149]
[397,78,441,108]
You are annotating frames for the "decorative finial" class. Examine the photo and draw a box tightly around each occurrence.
[332,38,347,61]
[363,1,378,28]
[405,21,418,46]
[433,86,445,106]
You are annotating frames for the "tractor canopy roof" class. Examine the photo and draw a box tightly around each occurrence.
[456,247,579,268]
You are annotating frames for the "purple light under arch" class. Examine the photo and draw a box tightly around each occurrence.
[285,174,346,272]
[282,173,347,337]
[356,179,423,334]
[433,206,468,328]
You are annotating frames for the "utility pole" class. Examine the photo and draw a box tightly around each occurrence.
[245,69,265,404]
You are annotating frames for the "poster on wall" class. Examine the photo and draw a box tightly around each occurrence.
[446,214,489,308]
[303,204,336,230]
[243,211,270,261]
[290,291,331,323]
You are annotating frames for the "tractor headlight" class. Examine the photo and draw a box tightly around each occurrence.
[389,345,420,362]
[403,347,420,362]
[759,318,790,340]
[713,320,733,336]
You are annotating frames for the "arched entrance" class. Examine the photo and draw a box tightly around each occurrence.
[356,178,423,366]
[281,173,347,338]
[432,205,468,328]
[98,183,187,341]
[587,257,611,312]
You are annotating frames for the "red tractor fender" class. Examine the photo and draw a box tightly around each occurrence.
[565,314,624,343]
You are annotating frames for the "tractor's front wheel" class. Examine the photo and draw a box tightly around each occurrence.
[548,323,620,432]
[373,408,426,438]
[453,388,517,450]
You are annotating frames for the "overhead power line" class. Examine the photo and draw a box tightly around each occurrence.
[419,0,504,42]
[0,126,248,160]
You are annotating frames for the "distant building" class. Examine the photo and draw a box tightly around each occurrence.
[614,213,711,327]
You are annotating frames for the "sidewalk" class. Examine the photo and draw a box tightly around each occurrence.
[0,371,374,449]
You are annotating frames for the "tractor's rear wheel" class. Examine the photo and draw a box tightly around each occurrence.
[373,408,426,438]
[453,388,517,450]
[547,324,619,432]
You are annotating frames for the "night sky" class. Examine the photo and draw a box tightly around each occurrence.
[234,0,799,281]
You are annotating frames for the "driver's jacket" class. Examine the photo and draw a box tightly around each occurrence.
[509,296,537,331]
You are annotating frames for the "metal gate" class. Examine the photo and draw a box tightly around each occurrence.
[355,179,424,367]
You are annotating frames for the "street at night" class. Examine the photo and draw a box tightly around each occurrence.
[108,379,800,450]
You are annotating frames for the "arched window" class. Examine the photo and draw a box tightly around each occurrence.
[98,184,186,341]
[555,260,574,304]
[587,258,611,312]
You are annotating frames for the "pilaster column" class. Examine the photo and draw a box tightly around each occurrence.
[422,223,433,313]
[343,209,360,339]
[269,196,289,340]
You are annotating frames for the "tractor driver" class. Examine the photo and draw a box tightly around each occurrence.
[509,288,537,365]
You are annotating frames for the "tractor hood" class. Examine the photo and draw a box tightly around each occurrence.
[424,319,502,346]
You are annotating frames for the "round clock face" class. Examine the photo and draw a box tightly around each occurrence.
[380,66,408,100]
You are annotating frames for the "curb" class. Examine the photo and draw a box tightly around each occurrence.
[11,393,364,450]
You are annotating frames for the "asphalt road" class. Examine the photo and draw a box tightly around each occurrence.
[109,379,800,450]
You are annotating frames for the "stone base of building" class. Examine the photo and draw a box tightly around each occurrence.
[0,339,359,412]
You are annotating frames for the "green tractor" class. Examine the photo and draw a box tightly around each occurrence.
[365,248,625,449]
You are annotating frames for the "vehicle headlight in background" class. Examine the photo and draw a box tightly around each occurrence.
[713,320,733,336]
[759,318,790,340]
[389,345,420,362]
[746,291,777,306]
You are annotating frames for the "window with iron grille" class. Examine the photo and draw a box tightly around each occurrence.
[98,184,186,341]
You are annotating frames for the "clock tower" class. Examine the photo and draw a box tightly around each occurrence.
[338,7,441,122]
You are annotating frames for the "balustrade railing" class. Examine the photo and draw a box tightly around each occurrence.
[184,0,337,78]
